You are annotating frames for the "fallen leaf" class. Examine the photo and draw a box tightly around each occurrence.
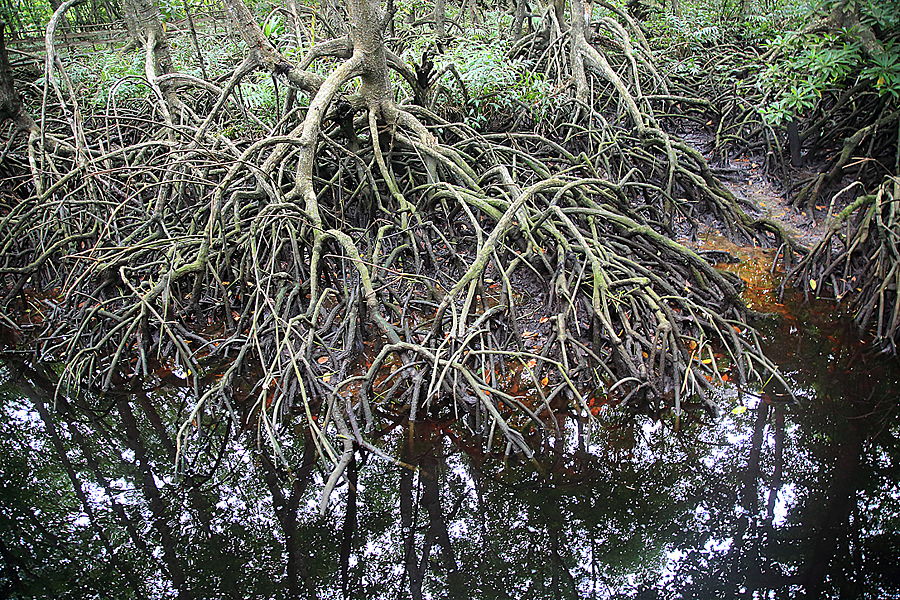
[810,278,817,291]
[541,376,549,387]
[732,405,747,415]
[539,316,549,324]
[317,356,329,364]
[322,374,331,383]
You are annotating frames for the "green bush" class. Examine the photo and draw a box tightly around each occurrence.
[760,0,900,125]
[430,39,555,130]
[644,0,812,51]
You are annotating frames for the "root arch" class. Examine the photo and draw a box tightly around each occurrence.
[0,0,798,513]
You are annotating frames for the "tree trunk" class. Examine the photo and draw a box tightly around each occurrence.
[121,0,142,47]
[47,0,73,34]
[512,0,528,40]
[221,0,325,95]
[467,0,480,27]
[551,0,566,33]
[126,0,175,76]
[0,21,38,134]
[0,1,26,36]
[182,0,207,80]
[322,0,348,36]
[434,0,447,41]
[386,0,395,37]
[347,0,394,111]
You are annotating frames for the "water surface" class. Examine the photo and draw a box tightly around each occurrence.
[1,290,899,599]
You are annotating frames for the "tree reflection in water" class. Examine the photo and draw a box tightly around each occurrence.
[1,301,899,599]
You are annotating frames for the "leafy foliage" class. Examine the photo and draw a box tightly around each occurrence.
[405,35,558,130]
[644,0,811,51]
[240,71,278,111]
[66,49,146,106]
[760,0,900,125]
[862,41,900,98]
[62,32,247,107]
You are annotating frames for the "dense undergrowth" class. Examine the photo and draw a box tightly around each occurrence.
[642,0,900,351]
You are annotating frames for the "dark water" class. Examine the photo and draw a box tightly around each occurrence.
[2,291,900,599]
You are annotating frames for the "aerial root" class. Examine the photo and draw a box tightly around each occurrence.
[0,1,798,515]
[782,176,900,351]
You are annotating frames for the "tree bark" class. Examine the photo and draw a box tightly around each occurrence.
[125,0,175,75]
[121,0,142,46]
[347,0,393,109]
[182,0,207,80]
[0,21,38,134]
[434,0,447,40]
[512,0,528,40]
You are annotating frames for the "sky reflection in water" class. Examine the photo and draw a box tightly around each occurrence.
[1,292,899,599]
